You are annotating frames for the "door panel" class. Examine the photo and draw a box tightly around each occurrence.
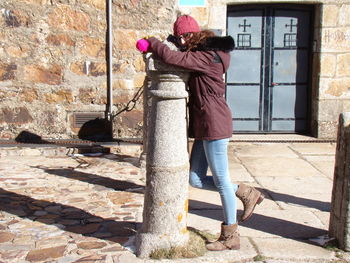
[227,50,261,83]
[234,120,260,131]
[226,8,264,132]
[226,85,260,118]
[274,10,310,48]
[227,10,263,48]
[226,5,313,133]
[272,85,308,118]
[272,50,309,83]
[271,120,307,131]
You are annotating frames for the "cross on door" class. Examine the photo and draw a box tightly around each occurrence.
[239,19,251,32]
[285,19,297,32]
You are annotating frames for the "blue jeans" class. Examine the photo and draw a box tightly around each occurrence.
[189,139,238,225]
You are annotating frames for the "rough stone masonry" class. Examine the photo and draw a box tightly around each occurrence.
[0,0,176,139]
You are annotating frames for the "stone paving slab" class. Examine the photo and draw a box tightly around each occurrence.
[288,143,336,156]
[239,156,325,178]
[228,155,255,183]
[313,211,331,228]
[187,209,223,232]
[270,192,331,212]
[253,237,335,262]
[256,176,333,195]
[232,144,299,158]
[302,155,336,179]
[189,188,222,209]
[229,163,255,183]
[239,209,327,239]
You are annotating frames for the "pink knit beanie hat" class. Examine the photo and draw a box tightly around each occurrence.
[173,15,200,36]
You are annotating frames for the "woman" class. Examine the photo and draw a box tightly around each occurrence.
[136,15,264,251]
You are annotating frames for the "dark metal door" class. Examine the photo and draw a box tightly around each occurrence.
[226,5,313,133]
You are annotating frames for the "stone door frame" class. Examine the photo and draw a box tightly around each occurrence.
[225,3,316,135]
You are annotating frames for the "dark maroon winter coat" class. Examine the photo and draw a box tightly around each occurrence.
[147,36,235,141]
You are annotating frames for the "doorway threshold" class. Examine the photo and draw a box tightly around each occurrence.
[230,134,336,143]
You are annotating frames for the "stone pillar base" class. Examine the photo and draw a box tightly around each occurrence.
[136,232,189,258]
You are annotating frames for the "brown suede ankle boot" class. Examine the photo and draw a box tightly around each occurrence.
[206,223,240,251]
[236,184,264,222]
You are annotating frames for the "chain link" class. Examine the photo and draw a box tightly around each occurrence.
[111,85,144,118]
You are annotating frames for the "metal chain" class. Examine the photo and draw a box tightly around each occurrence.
[111,85,144,118]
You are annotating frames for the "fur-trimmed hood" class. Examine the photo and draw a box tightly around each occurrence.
[166,34,235,52]
[196,36,235,52]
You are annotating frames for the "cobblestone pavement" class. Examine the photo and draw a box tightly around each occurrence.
[1,142,350,263]
[0,148,145,263]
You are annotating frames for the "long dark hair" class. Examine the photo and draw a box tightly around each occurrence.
[182,30,215,51]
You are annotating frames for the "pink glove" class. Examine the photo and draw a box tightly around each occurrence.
[136,39,150,53]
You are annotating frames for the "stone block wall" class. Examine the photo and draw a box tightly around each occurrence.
[0,0,176,139]
[313,2,350,138]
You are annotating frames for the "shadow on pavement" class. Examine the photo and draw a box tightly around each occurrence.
[33,166,144,193]
[189,184,330,211]
[261,188,331,212]
[102,154,141,167]
[239,213,327,239]
[189,199,327,240]
[0,188,138,244]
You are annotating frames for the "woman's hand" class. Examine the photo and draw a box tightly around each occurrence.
[136,39,150,53]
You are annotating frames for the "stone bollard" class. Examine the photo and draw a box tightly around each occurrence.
[329,112,350,251]
[136,41,190,258]
[139,75,152,170]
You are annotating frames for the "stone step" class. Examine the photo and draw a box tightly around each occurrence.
[0,139,143,157]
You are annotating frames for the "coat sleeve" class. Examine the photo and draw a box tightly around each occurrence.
[147,37,213,73]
